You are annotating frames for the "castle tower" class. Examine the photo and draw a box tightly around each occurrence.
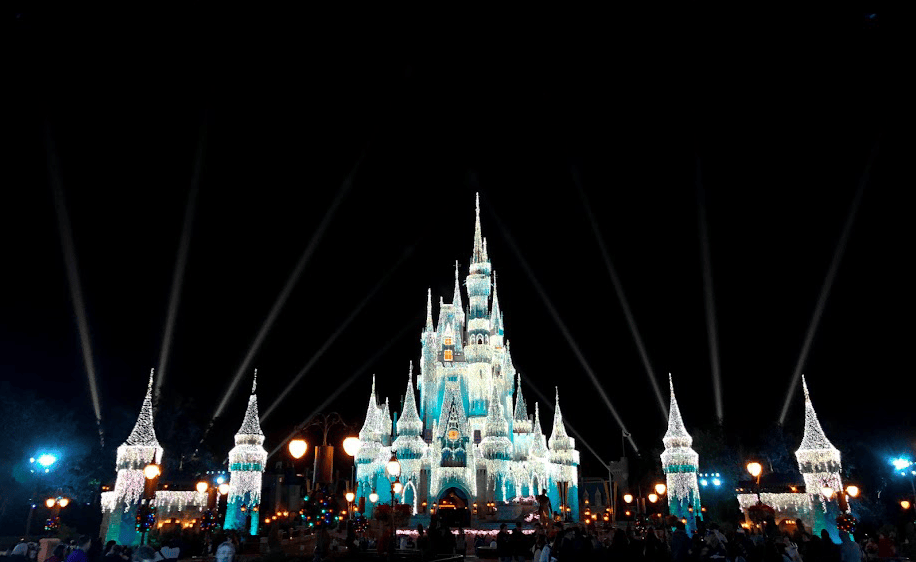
[481,385,512,500]
[548,388,580,520]
[105,369,164,545]
[224,370,267,535]
[465,193,493,372]
[392,363,425,513]
[795,375,844,540]
[660,374,702,534]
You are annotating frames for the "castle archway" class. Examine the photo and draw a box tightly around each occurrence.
[436,487,471,528]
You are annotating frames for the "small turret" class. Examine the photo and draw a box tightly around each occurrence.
[529,403,548,458]
[795,375,843,497]
[660,374,702,534]
[425,288,434,332]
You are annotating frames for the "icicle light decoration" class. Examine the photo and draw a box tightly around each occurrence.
[112,370,164,511]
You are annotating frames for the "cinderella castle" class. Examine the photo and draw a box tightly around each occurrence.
[354,194,581,525]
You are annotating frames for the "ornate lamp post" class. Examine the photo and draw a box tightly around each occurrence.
[386,452,401,552]
[139,463,161,545]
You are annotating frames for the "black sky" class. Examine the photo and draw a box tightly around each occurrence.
[4,7,911,477]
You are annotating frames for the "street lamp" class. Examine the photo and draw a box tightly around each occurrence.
[648,494,659,504]
[45,498,56,508]
[139,464,160,545]
[845,486,859,498]
[386,453,401,478]
[343,437,360,457]
[369,490,379,503]
[655,484,667,495]
[902,500,911,510]
[196,481,209,494]
[218,483,230,495]
[746,462,762,480]
[143,464,161,480]
[623,494,633,504]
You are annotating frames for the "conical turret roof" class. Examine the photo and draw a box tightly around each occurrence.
[530,402,548,458]
[237,369,263,436]
[513,373,528,421]
[396,362,422,436]
[125,369,161,447]
[548,387,574,451]
[425,288,434,331]
[796,375,838,453]
[663,373,692,448]
[485,385,509,437]
[453,262,464,315]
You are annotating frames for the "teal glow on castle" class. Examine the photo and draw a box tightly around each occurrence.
[354,194,581,524]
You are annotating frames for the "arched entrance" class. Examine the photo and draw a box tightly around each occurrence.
[437,487,471,529]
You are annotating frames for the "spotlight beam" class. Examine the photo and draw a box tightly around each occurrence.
[266,317,421,459]
[46,125,105,447]
[778,142,879,424]
[484,200,638,453]
[572,167,667,422]
[259,242,417,423]
[155,126,205,402]
[696,160,724,423]
[209,151,365,429]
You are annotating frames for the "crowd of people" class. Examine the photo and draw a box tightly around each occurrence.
[3,516,912,562]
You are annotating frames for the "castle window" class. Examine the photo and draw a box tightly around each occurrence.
[444,350,453,361]
[474,430,482,444]
[444,337,452,346]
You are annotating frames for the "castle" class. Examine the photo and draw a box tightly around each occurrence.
[354,194,581,525]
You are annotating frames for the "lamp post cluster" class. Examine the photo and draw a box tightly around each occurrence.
[286,429,361,525]
[620,483,667,519]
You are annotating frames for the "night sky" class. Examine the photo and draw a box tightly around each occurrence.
[5,7,910,478]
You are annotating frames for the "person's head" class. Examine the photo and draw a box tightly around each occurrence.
[676,520,686,532]
[821,529,830,541]
[840,533,851,543]
[53,545,67,559]
[500,523,507,531]
[11,543,29,557]
[542,489,547,495]
[136,546,156,562]
[516,522,522,529]
[416,523,424,535]
[77,537,91,551]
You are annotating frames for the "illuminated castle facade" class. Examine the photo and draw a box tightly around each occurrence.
[354,195,580,523]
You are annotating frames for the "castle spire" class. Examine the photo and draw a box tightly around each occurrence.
[237,370,263,436]
[125,369,160,447]
[549,387,573,450]
[663,373,692,448]
[490,271,502,325]
[425,288,434,331]
[796,375,837,452]
[484,385,509,437]
[513,373,527,420]
[530,402,548,457]
[396,362,422,436]
[453,262,464,322]
[472,192,485,263]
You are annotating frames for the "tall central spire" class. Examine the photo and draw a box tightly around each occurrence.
[472,192,485,264]
[796,375,837,452]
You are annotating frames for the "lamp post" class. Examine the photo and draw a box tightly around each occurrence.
[386,452,401,554]
[25,454,58,537]
[139,464,161,545]
[891,458,916,512]
[343,436,360,496]
[747,462,763,502]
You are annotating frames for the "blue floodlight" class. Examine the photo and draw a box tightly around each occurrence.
[713,478,722,486]
[216,476,225,484]
[891,458,912,472]
[37,454,57,467]
[700,479,708,487]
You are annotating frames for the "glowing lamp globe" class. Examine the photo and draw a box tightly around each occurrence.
[393,480,403,494]
[37,454,57,467]
[196,481,209,494]
[143,464,161,480]
[218,483,230,495]
[343,437,360,457]
[821,487,834,498]
[57,498,69,508]
[623,494,633,504]
[386,453,401,478]
[746,462,762,478]
[655,483,667,495]
[902,500,911,510]
[345,492,355,503]
[845,485,859,498]
[369,491,379,503]
[289,439,307,460]
[648,493,659,503]
[45,498,56,508]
